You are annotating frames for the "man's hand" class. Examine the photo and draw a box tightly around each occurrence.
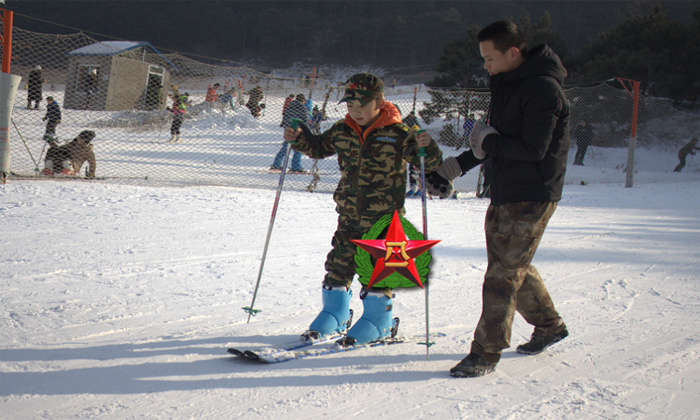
[283,126,301,143]
[425,157,462,199]
[468,122,499,159]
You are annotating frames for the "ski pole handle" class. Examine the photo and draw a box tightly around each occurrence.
[286,118,300,144]
[413,126,427,157]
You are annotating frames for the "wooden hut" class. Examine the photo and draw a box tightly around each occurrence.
[64,41,175,111]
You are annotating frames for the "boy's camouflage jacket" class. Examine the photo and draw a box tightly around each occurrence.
[291,102,442,220]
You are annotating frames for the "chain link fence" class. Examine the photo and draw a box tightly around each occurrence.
[5,27,700,193]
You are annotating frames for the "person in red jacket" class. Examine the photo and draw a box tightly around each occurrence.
[280,93,295,126]
[205,83,220,102]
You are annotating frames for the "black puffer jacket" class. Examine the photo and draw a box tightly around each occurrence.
[457,44,570,205]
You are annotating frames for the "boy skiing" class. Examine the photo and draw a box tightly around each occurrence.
[283,73,442,345]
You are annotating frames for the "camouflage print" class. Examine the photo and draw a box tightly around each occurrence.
[292,117,441,223]
[339,73,384,106]
[292,104,442,297]
[470,201,565,363]
[323,212,396,297]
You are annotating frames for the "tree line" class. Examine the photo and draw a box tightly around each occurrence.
[5,1,700,104]
[431,5,700,107]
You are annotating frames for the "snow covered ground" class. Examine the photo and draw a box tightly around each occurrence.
[1,168,699,418]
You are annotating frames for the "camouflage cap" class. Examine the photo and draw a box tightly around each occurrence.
[339,73,384,106]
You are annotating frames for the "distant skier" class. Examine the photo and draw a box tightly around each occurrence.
[309,105,326,135]
[280,93,295,126]
[83,68,99,110]
[66,130,98,178]
[572,119,594,165]
[42,96,61,139]
[674,138,699,172]
[245,86,263,118]
[205,83,220,103]
[271,94,308,173]
[41,130,96,177]
[27,65,45,110]
[282,73,442,346]
[167,91,189,143]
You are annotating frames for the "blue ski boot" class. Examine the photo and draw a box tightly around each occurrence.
[343,290,397,346]
[307,284,352,339]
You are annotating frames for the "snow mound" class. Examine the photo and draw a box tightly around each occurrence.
[183,102,262,131]
[89,110,171,128]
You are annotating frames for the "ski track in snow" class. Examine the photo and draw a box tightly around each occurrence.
[1,177,699,419]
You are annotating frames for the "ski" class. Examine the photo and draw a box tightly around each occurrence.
[229,332,446,364]
[9,173,108,181]
[228,331,347,360]
[263,169,326,176]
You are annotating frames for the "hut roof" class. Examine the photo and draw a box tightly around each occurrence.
[67,41,177,70]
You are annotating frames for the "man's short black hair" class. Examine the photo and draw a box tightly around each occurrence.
[477,19,528,57]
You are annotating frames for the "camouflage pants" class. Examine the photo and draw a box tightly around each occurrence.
[324,213,392,297]
[471,201,565,363]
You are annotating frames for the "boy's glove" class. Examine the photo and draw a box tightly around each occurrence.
[425,157,462,199]
[469,122,498,159]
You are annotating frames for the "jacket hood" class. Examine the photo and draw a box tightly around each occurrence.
[344,101,402,143]
[496,44,567,87]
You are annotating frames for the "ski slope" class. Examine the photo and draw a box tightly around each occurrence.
[1,174,699,419]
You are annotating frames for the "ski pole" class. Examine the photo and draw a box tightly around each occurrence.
[38,140,47,172]
[11,118,39,172]
[415,129,436,359]
[244,118,300,322]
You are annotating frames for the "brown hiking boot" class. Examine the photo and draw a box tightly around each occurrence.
[516,328,569,355]
[449,353,497,378]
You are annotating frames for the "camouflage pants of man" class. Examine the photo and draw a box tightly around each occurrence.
[324,213,392,298]
[470,201,565,363]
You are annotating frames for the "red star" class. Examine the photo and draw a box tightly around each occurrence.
[351,210,440,289]
[349,82,358,90]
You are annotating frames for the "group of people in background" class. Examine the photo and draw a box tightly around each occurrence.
[270,92,328,174]
[25,42,699,184]
[37,96,96,177]
[271,93,311,173]
[25,63,100,178]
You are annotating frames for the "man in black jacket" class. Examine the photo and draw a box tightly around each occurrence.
[427,19,570,378]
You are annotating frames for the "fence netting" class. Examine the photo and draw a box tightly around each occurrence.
[4,26,699,193]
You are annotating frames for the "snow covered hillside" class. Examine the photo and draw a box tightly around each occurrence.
[1,176,699,419]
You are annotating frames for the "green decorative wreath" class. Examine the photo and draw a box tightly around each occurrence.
[354,213,433,289]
